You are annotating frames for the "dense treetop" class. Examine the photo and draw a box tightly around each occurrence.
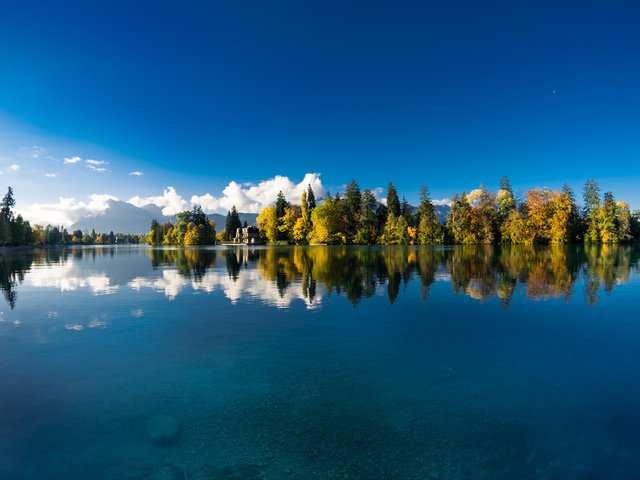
[256,179,639,246]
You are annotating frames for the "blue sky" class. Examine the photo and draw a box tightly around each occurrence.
[0,1,638,224]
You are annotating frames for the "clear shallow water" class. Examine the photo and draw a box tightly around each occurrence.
[1,245,640,480]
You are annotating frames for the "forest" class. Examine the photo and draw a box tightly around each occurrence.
[252,178,640,245]
[2,177,639,247]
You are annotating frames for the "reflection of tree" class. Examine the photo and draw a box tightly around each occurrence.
[0,248,70,309]
[2,244,639,309]
[224,249,242,281]
[0,252,31,308]
[582,244,634,305]
[249,244,640,308]
[147,248,217,282]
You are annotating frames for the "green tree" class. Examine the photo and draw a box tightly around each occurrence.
[562,183,581,242]
[225,205,242,240]
[293,190,312,244]
[598,191,617,243]
[274,191,290,241]
[386,182,400,218]
[354,189,379,244]
[275,191,289,218]
[497,176,516,240]
[400,196,414,227]
[583,179,601,243]
[0,187,16,245]
[416,185,442,244]
[344,179,361,243]
[309,194,345,244]
[0,187,16,222]
[307,184,316,211]
[617,202,633,242]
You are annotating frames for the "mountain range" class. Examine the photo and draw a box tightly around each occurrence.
[68,200,451,234]
[69,201,259,234]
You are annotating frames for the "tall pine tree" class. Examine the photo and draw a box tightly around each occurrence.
[583,179,601,243]
[386,182,400,218]
[225,205,242,239]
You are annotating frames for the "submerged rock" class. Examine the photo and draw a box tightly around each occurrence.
[146,415,179,444]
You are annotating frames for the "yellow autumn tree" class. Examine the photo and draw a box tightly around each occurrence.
[257,206,278,244]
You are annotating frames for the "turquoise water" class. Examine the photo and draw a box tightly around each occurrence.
[1,245,640,479]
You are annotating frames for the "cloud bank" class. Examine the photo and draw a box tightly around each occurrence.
[191,173,324,214]
[129,173,325,216]
[19,174,325,226]
[19,194,118,226]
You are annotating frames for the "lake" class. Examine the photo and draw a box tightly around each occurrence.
[1,245,639,479]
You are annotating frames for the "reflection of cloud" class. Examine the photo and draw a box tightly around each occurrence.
[129,269,188,300]
[129,267,321,309]
[197,269,322,309]
[25,262,119,295]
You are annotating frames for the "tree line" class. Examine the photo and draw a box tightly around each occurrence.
[255,178,639,245]
[147,205,216,245]
[0,187,143,246]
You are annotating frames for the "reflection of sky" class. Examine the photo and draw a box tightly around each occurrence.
[22,256,321,310]
[129,267,321,309]
[13,247,640,314]
[26,261,119,294]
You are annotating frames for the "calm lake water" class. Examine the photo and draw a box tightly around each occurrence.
[1,245,640,480]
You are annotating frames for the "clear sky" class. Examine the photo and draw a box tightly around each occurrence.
[0,1,638,224]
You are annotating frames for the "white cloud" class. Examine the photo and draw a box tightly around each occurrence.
[25,260,118,295]
[18,193,118,226]
[128,261,321,308]
[85,159,109,172]
[191,173,325,214]
[64,156,82,165]
[18,174,326,227]
[433,198,452,206]
[371,187,384,199]
[44,173,56,178]
[128,186,190,216]
[8,164,20,172]
[129,171,144,176]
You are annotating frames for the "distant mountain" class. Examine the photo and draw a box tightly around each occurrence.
[69,201,259,234]
[70,200,160,234]
[208,212,259,229]
[139,203,167,219]
[405,203,450,223]
[435,204,451,223]
[68,200,445,234]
